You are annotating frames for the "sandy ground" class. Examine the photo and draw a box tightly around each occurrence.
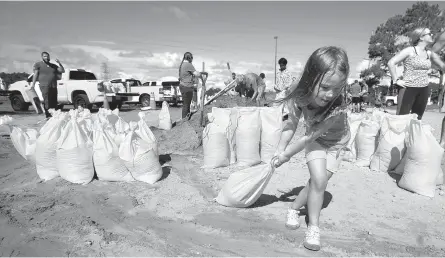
[1,97,445,257]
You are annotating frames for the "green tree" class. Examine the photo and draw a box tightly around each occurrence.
[0,72,30,88]
[361,2,445,83]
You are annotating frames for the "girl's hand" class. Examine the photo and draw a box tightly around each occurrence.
[271,153,290,168]
[395,79,406,87]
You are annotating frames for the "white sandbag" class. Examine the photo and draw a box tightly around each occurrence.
[342,112,365,162]
[92,121,134,182]
[136,112,159,156]
[355,119,380,167]
[119,121,162,184]
[158,101,172,130]
[260,107,282,163]
[114,109,129,146]
[39,109,65,135]
[235,108,261,167]
[370,109,387,126]
[0,115,13,125]
[370,114,416,172]
[35,112,67,181]
[10,127,39,162]
[216,163,275,208]
[398,121,444,197]
[202,122,230,168]
[57,110,94,185]
[212,107,237,164]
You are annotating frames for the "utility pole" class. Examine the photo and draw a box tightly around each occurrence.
[274,36,278,85]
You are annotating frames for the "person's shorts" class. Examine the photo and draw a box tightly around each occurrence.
[305,141,343,173]
[352,97,361,104]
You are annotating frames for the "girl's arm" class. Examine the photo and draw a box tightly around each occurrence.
[275,106,302,154]
[430,51,445,71]
[387,47,412,84]
[275,115,341,167]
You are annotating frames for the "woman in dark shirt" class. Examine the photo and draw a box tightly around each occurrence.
[178,52,207,118]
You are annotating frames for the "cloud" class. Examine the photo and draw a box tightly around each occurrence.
[150,5,190,21]
[168,6,190,20]
[88,40,116,45]
[118,50,153,58]
[356,59,370,73]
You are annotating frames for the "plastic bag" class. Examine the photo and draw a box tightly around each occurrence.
[114,109,130,146]
[260,107,282,163]
[235,108,261,167]
[397,121,444,197]
[35,112,67,181]
[202,122,230,168]
[216,162,275,208]
[119,121,162,184]
[370,114,416,172]
[355,119,380,167]
[342,112,364,162]
[10,127,39,163]
[57,110,94,185]
[158,101,172,130]
[92,120,134,182]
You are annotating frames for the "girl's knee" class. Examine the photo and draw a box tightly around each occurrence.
[310,175,328,192]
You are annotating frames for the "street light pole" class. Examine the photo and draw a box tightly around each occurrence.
[274,36,278,85]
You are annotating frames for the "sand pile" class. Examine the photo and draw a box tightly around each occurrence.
[150,95,263,155]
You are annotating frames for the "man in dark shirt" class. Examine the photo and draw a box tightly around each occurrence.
[349,80,362,113]
[30,52,65,118]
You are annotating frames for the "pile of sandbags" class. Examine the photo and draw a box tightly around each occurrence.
[202,106,283,169]
[11,107,163,185]
[0,115,13,135]
[370,114,417,172]
[395,120,444,197]
[158,101,172,130]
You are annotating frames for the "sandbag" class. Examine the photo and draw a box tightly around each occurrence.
[136,112,159,156]
[212,107,236,164]
[342,112,364,162]
[10,127,39,162]
[92,121,134,182]
[35,112,67,181]
[158,101,172,130]
[119,121,162,184]
[114,109,129,146]
[215,163,275,208]
[0,115,13,136]
[202,122,230,168]
[235,108,261,167]
[260,107,282,163]
[57,110,94,185]
[355,119,380,167]
[398,121,444,197]
[370,114,416,172]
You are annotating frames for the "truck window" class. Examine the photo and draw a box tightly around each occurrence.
[69,71,97,80]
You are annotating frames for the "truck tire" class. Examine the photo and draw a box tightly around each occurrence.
[10,94,30,111]
[386,100,394,107]
[73,94,93,110]
[140,94,151,107]
[109,101,122,110]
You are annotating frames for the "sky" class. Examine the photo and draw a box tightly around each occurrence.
[1,1,445,90]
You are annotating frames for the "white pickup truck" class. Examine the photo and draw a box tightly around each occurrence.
[109,78,182,107]
[7,69,131,111]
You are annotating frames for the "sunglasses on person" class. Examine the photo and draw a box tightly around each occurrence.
[422,32,433,37]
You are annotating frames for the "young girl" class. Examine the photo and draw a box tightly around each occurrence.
[272,46,351,251]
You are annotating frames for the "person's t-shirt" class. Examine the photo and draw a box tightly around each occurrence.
[350,83,361,97]
[285,97,350,150]
[33,61,59,87]
[179,61,196,88]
